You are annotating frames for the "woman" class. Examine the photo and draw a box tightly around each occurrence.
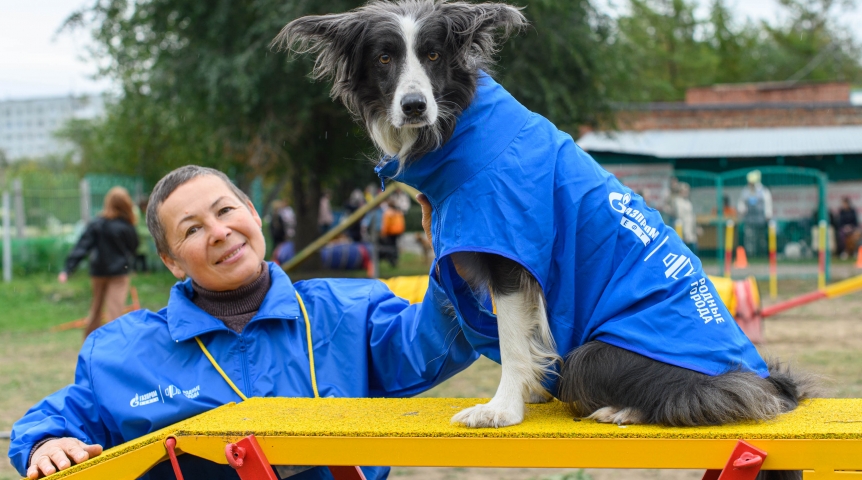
[59,186,139,339]
[13,166,478,480]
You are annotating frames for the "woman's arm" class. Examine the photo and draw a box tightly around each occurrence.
[9,337,110,477]
[61,221,98,278]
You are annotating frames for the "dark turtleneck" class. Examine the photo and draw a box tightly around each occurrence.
[191,262,271,333]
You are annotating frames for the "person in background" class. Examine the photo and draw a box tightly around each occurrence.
[379,197,406,268]
[58,187,139,339]
[344,188,365,242]
[736,170,772,257]
[673,182,698,254]
[836,196,860,259]
[317,190,333,235]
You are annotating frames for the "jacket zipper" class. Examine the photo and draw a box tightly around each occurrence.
[238,335,252,397]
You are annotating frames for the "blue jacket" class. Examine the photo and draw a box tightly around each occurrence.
[376,74,768,386]
[10,263,479,479]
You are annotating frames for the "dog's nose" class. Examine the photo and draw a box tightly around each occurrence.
[401,94,427,117]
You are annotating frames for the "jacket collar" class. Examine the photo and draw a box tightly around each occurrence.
[375,72,532,204]
[167,262,301,342]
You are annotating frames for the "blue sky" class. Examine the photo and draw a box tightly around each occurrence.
[1,0,860,100]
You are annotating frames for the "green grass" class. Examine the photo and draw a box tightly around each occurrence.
[0,271,177,332]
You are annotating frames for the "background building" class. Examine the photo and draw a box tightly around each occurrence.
[0,94,106,161]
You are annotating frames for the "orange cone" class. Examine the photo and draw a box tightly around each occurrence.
[734,246,749,269]
[856,246,862,269]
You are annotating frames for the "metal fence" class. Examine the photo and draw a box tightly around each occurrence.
[619,166,830,279]
[0,174,149,276]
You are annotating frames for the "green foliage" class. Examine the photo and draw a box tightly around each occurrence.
[497,0,615,131]
[607,0,862,102]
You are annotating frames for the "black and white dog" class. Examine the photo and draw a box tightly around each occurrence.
[274,0,814,440]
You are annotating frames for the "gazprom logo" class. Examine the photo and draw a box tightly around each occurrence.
[164,385,181,399]
[609,192,631,213]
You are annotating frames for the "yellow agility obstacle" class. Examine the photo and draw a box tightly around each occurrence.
[36,397,862,479]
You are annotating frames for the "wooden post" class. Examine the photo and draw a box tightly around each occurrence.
[80,178,91,223]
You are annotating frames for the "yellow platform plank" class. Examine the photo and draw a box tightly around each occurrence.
[42,398,862,479]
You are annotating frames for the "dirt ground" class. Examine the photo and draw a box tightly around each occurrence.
[1,279,861,480]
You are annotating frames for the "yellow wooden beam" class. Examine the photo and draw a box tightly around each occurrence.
[37,397,862,479]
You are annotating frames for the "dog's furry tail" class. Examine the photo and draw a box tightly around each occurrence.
[559,342,819,427]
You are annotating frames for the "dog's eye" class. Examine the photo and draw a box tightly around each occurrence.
[379,54,391,64]
[428,52,439,61]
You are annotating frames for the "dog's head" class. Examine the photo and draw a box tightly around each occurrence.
[273,0,526,163]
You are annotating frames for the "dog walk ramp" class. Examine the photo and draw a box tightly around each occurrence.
[34,397,862,479]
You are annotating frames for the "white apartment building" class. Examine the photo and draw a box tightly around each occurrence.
[0,94,106,161]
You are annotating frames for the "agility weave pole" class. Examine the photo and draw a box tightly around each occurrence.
[33,397,862,479]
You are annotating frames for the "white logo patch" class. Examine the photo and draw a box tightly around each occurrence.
[130,389,160,407]
[164,385,181,399]
[182,386,201,399]
[609,191,659,245]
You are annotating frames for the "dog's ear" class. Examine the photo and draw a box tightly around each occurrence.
[271,12,367,84]
[438,2,528,66]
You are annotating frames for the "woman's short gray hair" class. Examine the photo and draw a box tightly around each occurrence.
[146,165,251,257]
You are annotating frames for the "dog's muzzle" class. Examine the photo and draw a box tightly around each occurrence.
[401,93,427,120]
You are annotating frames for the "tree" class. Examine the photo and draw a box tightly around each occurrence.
[496,0,616,133]
[63,0,379,259]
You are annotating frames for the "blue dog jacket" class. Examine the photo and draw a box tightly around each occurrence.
[376,74,768,380]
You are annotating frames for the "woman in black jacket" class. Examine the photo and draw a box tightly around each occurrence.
[59,186,139,338]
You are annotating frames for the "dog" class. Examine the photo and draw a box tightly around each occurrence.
[275,0,815,451]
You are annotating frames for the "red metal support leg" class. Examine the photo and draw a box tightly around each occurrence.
[702,440,767,480]
[225,434,367,480]
[328,466,368,480]
[164,437,185,480]
[225,435,279,480]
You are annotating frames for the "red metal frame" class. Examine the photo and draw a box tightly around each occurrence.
[225,435,279,480]
[702,440,767,480]
[328,466,368,480]
[224,434,366,480]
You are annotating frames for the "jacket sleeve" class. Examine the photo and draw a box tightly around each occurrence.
[63,221,98,275]
[365,274,479,397]
[8,336,111,475]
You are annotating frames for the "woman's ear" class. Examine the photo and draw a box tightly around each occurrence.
[246,199,262,228]
[160,252,187,280]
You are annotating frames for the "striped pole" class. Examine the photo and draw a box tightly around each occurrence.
[724,220,734,277]
[761,274,862,319]
[818,220,827,290]
[768,220,777,299]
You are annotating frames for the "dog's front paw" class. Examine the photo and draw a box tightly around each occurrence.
[451,402,524,428]
[588,406,643,425]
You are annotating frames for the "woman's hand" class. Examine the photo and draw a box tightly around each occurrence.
[27,438,102,479]
[57,272,68,283]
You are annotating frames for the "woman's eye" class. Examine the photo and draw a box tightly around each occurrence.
[218,206,233,215]
[427,52,439,61]
[185,226,199,237]
[379,54,391,64]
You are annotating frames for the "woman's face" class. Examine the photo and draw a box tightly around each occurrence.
[158,175,266,291]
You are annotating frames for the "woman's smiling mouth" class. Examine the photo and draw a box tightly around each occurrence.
[216,243,246,264]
